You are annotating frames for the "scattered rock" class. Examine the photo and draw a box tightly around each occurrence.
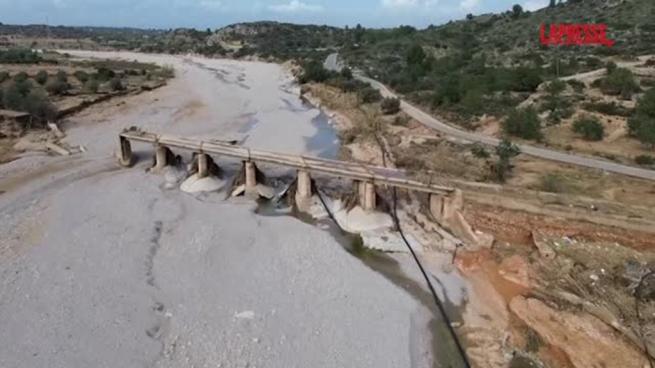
[234,311,255,320]
[636,272,655,302]
[531,231,557,259]
[47,122,66,139]
[255,184,276,199]
[623,259,651,292]
[45,142,70,156]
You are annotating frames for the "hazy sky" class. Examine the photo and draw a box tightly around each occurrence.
[0,0,550,29]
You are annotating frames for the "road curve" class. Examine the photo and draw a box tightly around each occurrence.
[325,53,655,180]
[349,71,655,181]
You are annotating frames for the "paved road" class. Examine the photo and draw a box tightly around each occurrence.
[325,54,655,181]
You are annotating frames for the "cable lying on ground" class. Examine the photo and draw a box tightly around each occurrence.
[310,178,470,367]
[389,187,471,368]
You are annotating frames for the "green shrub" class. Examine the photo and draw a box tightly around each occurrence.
[492,138,521,182]
[471,143,490,158]
[548,106,574,125]
[358,87,382,103]
[511,67,542,92]
[502,107,543,140]
[434,75,462,105]
[95,67,116,82]
[340,67,353,79]
[1,80,56,122]
[55,70,68,83]
[23,90,57,122]
[35,70,48,85]
[572,115,604,141]
[460,88,484,116]
[406,44,426,66]
[74,70,90,83]
[628,88,655,147]
[635,155,655,166]
[392,114,409,126]
[606,61,617,74]
[380,97,401,114]
[2,83,24,110]
[511,4,523,18]
[83,79,99,94]
[600,68,641,99]
[0,71,9,83]
[585,57,602,69]
[45,79,70,95]
[539,173,568,193]
[567,79,585,93]
[0,48,41,64]
[13,72,28,82]
[545,79,566,95]
[109,77,125,91]
[583,101,632,117]
[299,61,332,83]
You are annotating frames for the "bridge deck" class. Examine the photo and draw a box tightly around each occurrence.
[120,130,454,195]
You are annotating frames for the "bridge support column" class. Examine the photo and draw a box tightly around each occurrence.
[118,136,133,167]
[358,181,376,211]
[197,153,209,178]
[429,189,463,222]
[295,170,313,210]
[245,161,257,195]
[155,145,170,170]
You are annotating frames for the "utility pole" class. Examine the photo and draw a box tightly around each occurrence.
[45,16,51,50]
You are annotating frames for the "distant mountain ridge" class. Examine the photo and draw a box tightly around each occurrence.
[1,0,653,62]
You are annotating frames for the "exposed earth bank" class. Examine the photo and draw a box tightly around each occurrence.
[302,81,655,368]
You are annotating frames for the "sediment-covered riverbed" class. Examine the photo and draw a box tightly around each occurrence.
[0,52,448,367]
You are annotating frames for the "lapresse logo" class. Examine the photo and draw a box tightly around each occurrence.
[540,23,615,47]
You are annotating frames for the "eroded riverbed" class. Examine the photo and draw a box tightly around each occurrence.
[0,52,463,368]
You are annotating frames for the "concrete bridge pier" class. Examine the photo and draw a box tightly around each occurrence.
[357,181,377,211]
[428,189,493,248]
[429,189,463,223]
[295,170,313,211]
[154,145,173,170]
[244,161,258,196]
[118,136,134,167]
[197,153,209,178]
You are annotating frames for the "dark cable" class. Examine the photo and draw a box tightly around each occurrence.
[311,176,470,367]
[370,128,469,366]
[312,179,343,232]
[390,187,471,368]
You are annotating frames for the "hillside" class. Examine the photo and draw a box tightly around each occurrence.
[2,0,654,165]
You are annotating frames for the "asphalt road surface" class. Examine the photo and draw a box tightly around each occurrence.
[325,53,655,181]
